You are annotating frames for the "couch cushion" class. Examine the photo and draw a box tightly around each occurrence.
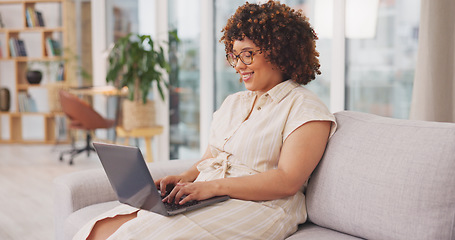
[306,111,455,240]
[64,201,121,240]
[286,222,362,240]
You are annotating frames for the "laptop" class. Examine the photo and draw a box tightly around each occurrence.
[92,142,229,216]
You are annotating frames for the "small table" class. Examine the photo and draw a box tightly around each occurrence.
[68,86,128,96]
[116,126,163,162]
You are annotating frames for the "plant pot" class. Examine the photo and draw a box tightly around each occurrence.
[26,70,42,84]
[0,87,10,111]
[122,99,156,131]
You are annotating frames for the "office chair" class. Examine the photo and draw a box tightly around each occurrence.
[58,90,115,165]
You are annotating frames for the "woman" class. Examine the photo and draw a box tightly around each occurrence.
[77,1,336,239]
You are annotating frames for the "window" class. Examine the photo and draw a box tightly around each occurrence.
[345,0,420,118]
[168,0,201,159]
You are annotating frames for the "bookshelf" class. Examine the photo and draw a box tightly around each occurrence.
[0,0,67,144]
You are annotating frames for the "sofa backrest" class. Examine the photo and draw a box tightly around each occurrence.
[306,111,455,240]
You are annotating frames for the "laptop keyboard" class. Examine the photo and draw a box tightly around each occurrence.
[162,196,200,211]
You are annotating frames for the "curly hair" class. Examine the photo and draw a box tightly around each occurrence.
[220,0,321,85]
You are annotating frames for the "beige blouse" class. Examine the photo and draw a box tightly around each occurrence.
[74,80,336,240]
[196,80,336,182]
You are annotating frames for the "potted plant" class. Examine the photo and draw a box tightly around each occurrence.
[106,33,171,130]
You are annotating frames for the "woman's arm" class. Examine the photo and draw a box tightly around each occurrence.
[170,121,332,204]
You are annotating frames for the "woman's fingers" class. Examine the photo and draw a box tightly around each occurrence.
[160,179,171,196]
[174,183,190,204]
[162,182,184,203]
[162,181,219,205]
[157,175,182,196]
[175,182,217,205]
[161,182,190,204]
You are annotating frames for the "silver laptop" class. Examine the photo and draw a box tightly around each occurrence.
[93,142,229,216]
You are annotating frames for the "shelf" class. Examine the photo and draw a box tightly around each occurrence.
[0,57,63,62]
[0,111,65,119]
[0,1,24,4]
[28,0,64,3]
[0,0,67,144]
[1,109,66,117]
[0,0,63,3]
[17,83,43,90]
[0,27,63,33]
[7,112,54,116]
[18,57,63,62]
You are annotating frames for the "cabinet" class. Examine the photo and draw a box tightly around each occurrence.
[0,0,67,144]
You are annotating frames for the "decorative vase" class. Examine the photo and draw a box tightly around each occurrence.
[0,87,10,111]
[122,99,156,131]
[26,70,42,84]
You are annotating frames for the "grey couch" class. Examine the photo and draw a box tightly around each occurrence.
[54,111,455,240]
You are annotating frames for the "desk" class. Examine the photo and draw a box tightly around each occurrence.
[68,86,128,96]
[116,126,163,162]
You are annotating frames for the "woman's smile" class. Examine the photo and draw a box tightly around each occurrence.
[241,72,254,82]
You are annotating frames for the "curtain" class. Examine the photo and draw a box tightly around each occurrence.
[409,0,455,122]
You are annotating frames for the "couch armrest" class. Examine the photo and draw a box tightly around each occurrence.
[53,168,114,240]
[53,159,197,240]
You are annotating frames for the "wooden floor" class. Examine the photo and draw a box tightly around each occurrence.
[0,144,102,240]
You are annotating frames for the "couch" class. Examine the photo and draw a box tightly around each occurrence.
[53,111,455,239]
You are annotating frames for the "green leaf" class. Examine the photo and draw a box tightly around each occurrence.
[105,32,176,104]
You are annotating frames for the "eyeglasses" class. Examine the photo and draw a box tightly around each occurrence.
[226,50,262,67]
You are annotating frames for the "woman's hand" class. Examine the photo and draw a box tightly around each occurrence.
[162,181,219,205]
[155,146,215,198]
[154,175,189,197]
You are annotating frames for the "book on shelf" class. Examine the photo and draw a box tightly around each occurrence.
[57,63,65,81]
[28,95,38,112]
[46,37,62,57]
[17,92,37,112]
[0,12,5,28]
[17,39,27,57]
[45,38,54,56]
[9,38,17,57]
[26,7,45,27]
[8,38,27,57]
[17,92,27,112]
[52,40,61,56]
[36,11,45,27]
[26,7,36,27]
